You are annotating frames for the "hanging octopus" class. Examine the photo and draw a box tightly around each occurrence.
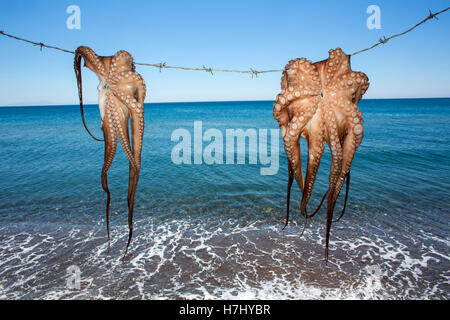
[74,46,146,257]
[273,48,369,262]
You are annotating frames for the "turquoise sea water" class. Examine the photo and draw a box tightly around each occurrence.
[0,98,449,299]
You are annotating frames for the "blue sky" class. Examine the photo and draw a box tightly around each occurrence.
[0,0,449,105]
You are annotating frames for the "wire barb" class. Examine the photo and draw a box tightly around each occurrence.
[428,9,439,20]
[157,62,166,72]
[378,36,388,44]
[249,68,259,78]
[203,65,213,75]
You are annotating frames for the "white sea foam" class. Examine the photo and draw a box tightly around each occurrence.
[0,215,448,300]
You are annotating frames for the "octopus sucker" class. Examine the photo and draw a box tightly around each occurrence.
[273,48,369,263]
[74,46,147,257]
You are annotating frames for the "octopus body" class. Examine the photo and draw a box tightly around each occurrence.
[74,46,146,257]
[273,48,369,262]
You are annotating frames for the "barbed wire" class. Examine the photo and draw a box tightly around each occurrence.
[351,6,450,56]
[0,6,448,76]
[0,30,76,54]
[134,61,281,76]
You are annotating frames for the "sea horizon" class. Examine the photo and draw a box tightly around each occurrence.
[1,96,450,108]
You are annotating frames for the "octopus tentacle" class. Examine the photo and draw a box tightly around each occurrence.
[305,191,328,219]
[285,58,321,97]
[323,108,345,262]
[326,114,344,190]
[74,47,105,141]
[101,104,118,252]
[106,95,138,258]
[111,73,146,163]
[282,160,294,230]
[300,108,326,217]
[108,94,138,172]
[124,173,137,258]
[124,75,146,258]
[278,98,317,229]
[333,72,369,103]
[125,114,142,257]
[116,110,137,259]
[284,168,328,230]
[110,50,136,76]
[76,46,108,76]
[333,171,350,223]
[331,125,362,209]
[324,121,361,262]
[321,48,352,87]
[278,97,322,194]
[109,74,146,257]
[282,123,303,191]
[273,58,321,123]
[300,213,308,236]
[126,104,144,257]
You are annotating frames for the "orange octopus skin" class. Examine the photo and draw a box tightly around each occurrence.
[74,46,147,257]
[273,48,369,263]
